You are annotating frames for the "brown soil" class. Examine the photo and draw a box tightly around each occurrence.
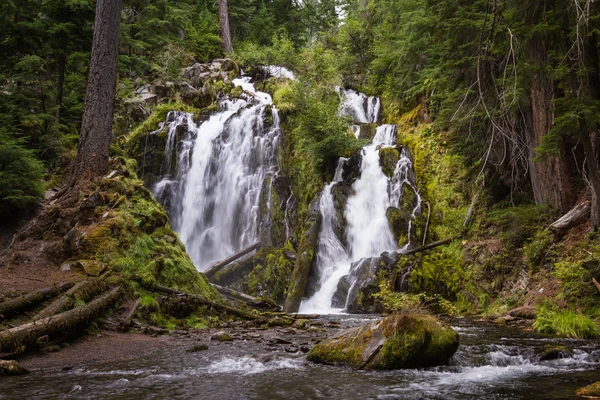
[17,330,175,371]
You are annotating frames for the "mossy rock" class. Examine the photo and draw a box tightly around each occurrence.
[211,331,233,342]
[307,314,459,370]
[386,207,410,245]
[379,147,400,177]
[0,360,29,376]
[357,123,377,141]
[577,382,600,399]
[538,345,572,361]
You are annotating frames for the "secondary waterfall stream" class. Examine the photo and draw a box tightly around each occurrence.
[153,76,281,270]
[300,90,422,314]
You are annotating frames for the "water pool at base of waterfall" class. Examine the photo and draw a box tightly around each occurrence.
[3,317,600,400]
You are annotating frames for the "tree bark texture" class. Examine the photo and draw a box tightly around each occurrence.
[526,35,575,214]
[73,0,122,182]
[0,282,74,317]
[218,0,233,54]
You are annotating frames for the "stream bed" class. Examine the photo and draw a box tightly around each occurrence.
[2,316,600,399]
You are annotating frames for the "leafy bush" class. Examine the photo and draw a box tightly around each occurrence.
[487,205,551,248]
[523,229,555,267]
[0,131,44,218]
[373,281,457,315]
[533,306,599,339]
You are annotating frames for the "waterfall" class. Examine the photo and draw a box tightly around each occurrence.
[299,91,420,314]
[152,76,281,270]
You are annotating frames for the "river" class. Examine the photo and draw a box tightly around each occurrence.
[2,316,599,399]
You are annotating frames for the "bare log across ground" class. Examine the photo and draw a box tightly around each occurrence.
[32,277,108,320]
[210,283,275,308]
[0,286,122,353]
[150,284,260,321]
[549,200,591,234]
[403,236,460,256]
[204,242,261,280]
[0,282,74,317]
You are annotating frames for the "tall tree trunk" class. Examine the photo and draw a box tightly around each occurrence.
[218,0,233,54]
[72,0,122,183]
[525,11,575,214]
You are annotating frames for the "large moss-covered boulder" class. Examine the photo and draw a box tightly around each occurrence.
[356,123,377,141]
[307,314,459,370]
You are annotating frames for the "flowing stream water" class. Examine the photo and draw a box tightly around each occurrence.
[3,317,600,400]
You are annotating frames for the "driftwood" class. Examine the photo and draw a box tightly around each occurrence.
[463,192,479,229]
[204,242,261,280]
[32,277,108,321]
[593,278,600,293]
[151,284,260,321]
[0,286,122,352]
[0,282,74,317]
[403,236,459,256]
[549,200,591,234]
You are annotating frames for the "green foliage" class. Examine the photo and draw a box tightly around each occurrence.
[553,260,599,308]
[373,281,457,315]
[235,33,300,70]
[0,131,44,218]
[533,306,599,339]
[487,205,551,248]
[523,229,556,267]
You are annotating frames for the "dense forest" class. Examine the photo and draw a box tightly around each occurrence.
[2,0,600,397]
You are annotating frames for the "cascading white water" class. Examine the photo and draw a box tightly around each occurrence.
[300,90,420,314]
[153,77,281,270]
[337,87,381,124]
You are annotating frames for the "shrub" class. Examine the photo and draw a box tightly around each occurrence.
[533,306,599,339]
[0,131,44,219]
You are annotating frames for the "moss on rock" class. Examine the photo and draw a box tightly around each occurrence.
[307,314,459,370]
[379,147,400,178]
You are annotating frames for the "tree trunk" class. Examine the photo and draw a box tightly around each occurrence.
[549,200,591,234]
[72,0,122,183]
[218,0,233,54]
[526,35,575,214]
[32,278,107,320]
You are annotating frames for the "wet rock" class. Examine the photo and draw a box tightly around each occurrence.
[508,306,537,320]
[284,345,299,353]
[307,314,459,370]
[300,345,311,353]
[63,228,85,255]
[74,260,107,277]
[292,319,310,330]
[577,382,600,399]
[341,153,362,183]
[386,207,411,245]
[538,345,572,361]
[211,331,233,342]
[379,147,400,177]
[356,123,377,141]
[186,344,209,352]
[0,360,29,376]
[331,276,351,309]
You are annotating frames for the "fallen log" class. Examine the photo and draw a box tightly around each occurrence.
[32,277,108,321]
[119,298,141,331]
[150,284,260,321]
[403,236,460,256]
[204,242,261,280]
[206,253,257,286]
[549,200,591,235]
[0,286,122,353]
[0,282,74,317]
[210,283,267,306]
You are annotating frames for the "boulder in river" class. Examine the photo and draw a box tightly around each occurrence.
[577,382,600,399]
[307,314,459,370]
[0,360,29,376]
